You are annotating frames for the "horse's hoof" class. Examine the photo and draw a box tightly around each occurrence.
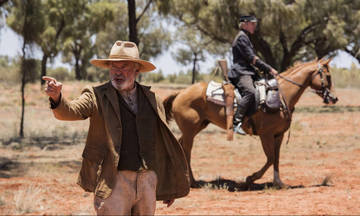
[245,176,254,185]
[274,182,289,189]
[190,181,201,188]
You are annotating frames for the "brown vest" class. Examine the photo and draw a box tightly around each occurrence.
[117,86,157,171]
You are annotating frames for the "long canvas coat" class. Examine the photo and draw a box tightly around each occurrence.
[51,81,190,200]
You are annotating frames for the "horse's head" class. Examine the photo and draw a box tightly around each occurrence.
[309,58,338,104]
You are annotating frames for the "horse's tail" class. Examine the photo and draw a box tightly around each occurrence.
[163,93,179,123]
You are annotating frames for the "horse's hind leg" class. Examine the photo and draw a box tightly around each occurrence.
[246,133,275,185]
[175,112,208,188]
[178,135,197,187]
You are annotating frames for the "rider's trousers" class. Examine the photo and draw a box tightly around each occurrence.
[229,75,256,119]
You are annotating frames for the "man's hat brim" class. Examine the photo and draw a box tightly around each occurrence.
[90,58,156,73]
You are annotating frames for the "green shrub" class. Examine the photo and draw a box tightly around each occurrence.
[0,55,20,83]
[47,67,74,81]
[86,66,108,82]
[142,70,165,83]
[21,58,40,83]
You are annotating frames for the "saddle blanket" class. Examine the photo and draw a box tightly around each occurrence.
[206,81,226,105]
[206,79,281,113]
[206,81,238,106]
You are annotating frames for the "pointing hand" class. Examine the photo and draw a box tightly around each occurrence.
[42,76,62,103]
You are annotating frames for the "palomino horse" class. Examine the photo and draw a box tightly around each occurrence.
[163,58,338,188]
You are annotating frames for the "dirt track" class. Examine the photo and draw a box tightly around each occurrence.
[0,83,359,214]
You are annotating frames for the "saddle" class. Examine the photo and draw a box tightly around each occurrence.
[206,79,281,139]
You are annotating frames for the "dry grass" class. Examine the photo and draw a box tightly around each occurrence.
[13,185,45,214]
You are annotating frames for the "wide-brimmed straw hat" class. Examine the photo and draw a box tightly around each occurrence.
[90,40,156,73]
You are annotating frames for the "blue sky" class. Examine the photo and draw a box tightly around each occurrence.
[0,26,359,75]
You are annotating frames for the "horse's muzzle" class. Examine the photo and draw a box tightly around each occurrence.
[323,89,338,104]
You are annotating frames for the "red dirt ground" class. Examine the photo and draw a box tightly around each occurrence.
[0,83,359,215]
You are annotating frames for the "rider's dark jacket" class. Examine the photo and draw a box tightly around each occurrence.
[228,29,272,79]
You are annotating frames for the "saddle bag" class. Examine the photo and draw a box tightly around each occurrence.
[256,78,281,113]
[265,78,281,112]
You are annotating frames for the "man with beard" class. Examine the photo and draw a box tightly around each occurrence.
[43,40,190,215]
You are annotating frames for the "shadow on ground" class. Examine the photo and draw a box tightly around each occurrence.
[0,157,81,178]
[0,135,86,150]
[193,177,332,192]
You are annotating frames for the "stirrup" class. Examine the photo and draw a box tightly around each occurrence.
[234,122,246,135]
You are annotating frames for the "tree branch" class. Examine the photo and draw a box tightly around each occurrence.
[279,28,289,56]
[136,0,153,24]
[196,24,231,44]
[0,0,8,7]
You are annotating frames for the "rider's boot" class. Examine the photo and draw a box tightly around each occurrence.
[233,106,247,135]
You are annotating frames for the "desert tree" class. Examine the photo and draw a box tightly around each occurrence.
[95,0,172,78]
[7,0,44,137]
[61,0,115,80]
[172,26,226,83]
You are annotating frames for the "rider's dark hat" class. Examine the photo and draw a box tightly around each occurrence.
[239,15,257,23]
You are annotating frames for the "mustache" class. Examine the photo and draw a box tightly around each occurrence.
[111,76,125,81]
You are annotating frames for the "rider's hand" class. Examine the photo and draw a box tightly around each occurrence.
[270,68,278,76]
[42,76,62,104]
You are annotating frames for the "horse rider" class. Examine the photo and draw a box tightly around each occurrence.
[228,15,278,135]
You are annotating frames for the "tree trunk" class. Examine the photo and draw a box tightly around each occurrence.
[75,56,81,80]
[19,39,27,138]
[20,62,26,138]
[127,0,142,82]
[127,0,139,46]
[0,0,8,7]
[40,54,48,85]
[73,46,82,80]
[250,32,278,70]
[192,52,198,84]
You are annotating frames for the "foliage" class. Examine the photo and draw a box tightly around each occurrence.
[342,1,360,62]
[86,66,108,82]
[141,69,165,83]
[6,0,43,137]
[47,66,74,82]
[21,58,40,83]
[6,0,43,47]
[95,0,172,61]
[61,0,116,80]
[0,55,18,82]
[161,0,358,71]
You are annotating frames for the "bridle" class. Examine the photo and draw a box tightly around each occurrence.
[276,63,338,104]
[274,62,338,146]
[310,63,338,104]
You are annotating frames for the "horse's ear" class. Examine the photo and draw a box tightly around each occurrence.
[319,57,332,65]
[325,57,333,65]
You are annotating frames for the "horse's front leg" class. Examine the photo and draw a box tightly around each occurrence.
[273,133,288,188]
[246,134,274,185]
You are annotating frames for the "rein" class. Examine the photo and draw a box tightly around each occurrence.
[275,63,326,88]
[275,63,326,146]
[276,74,303,87]
[276,63,331,103]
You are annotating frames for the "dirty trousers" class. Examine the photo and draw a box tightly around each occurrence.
[94,170,157,215]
